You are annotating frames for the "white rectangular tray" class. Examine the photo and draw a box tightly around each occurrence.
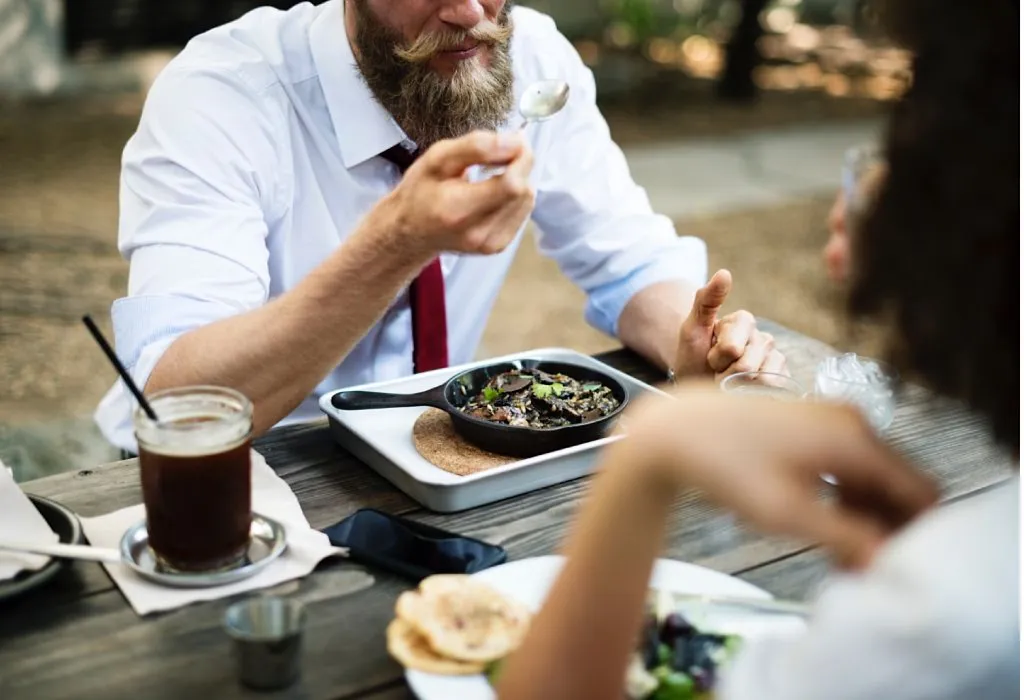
[318,347,663,512]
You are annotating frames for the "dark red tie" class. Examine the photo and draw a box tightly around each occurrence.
[379,144,449,373]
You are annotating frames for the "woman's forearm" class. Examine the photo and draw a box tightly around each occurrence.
[497,440,677,700]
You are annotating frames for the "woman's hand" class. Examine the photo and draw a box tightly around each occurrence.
[622,383,939,569]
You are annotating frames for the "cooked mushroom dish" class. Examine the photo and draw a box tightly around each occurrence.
[458,368,620,429]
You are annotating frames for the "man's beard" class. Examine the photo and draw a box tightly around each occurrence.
[350,1,515,148]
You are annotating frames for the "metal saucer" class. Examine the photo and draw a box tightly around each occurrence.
[0,494,84,602]
[118,513,288,589]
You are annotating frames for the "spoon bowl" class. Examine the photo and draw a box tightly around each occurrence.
[478,79,570,178]
[517,79,570,125]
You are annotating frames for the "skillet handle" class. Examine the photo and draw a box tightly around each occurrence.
[330,386,448,412]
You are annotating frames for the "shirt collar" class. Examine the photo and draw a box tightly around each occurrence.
[309,0,407,168]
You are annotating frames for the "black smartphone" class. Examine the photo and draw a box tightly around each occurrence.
[322,508,507,581]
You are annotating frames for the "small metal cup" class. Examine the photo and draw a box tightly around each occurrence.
[224,596,305,690]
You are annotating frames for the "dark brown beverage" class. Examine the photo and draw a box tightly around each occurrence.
[134,388,254,573]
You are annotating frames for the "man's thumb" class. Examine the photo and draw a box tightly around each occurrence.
[424,130,525,178]
[689,269,732,328]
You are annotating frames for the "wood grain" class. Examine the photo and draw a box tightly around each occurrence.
[2,324,1012,700]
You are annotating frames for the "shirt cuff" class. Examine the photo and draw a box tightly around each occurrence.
[584,235,708,337]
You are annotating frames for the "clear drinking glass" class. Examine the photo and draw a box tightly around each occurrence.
[134,386,254,572]
[719,372,806,400]
[813,354,898,434]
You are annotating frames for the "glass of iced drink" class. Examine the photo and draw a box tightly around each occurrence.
[719,372,806,400]
[813,354,897,433]
[133,386,253,573]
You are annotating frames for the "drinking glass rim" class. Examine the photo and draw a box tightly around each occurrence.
[815,355,900,386]
[224,596,306,642]
[132,385,253,423]
[720,371,806,394]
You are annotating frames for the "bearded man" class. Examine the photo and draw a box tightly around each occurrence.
[95,0,786,453]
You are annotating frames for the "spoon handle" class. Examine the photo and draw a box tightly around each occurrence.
[477,120,531,180]
[0,540,123,564]
[669,592,811,617]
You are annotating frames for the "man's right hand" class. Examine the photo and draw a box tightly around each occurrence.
[383,130,536,256]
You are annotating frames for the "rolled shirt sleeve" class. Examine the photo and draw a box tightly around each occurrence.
[94,62,283,452]
[528,17,707,337]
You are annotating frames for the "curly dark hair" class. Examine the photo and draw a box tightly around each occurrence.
[848,0,1018,452]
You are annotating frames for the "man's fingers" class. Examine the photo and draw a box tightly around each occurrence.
[760,347,789,375]
[707,311,755,372]
[477,195,535,254]
[715,331,773,379]
[436,146,534,237]
[422,130,526,178]
[688,269,732,329]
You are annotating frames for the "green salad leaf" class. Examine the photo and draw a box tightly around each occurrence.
[485,658,504,686]
[651,668,696,700]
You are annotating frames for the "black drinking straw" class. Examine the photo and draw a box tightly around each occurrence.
[81,314,160,421]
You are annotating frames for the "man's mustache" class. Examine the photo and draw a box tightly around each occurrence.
[395,20,512,64]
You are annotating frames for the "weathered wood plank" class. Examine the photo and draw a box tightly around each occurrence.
[736,548,831,602]
[3,324,1012,700]
[0,566,400,700]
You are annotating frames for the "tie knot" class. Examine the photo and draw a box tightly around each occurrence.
[379,144,420,173]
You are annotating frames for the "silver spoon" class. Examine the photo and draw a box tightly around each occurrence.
[479,78,570,178]
[665,591,811,618]
[0,540,122,564]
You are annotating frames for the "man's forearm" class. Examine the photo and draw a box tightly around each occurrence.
[145,201,433,435]
[617,280,698,372]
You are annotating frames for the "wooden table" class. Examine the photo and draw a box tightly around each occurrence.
[0,321,1013,700]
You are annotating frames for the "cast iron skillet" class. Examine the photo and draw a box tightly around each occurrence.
[330,359,629,458]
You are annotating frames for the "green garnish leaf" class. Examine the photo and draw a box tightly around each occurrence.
[532,383,553,399]
[653,671,696,700]
[552,382,564,396]
[582,383,602,391]
[485,658,504,686]
[482,387,500,403]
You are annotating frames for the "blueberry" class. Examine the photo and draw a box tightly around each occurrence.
[689,665,715,693]
[687,634,718,668]
[671,636,691,672]
[659,612,696,644]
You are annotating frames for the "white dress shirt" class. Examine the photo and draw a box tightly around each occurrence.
[93,1,707,452]
[720,477,1020,700]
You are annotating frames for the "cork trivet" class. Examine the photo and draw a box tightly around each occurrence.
[412,408,630,477]
[412,409,518,476]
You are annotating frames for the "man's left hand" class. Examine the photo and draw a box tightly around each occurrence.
[673,269,789,380]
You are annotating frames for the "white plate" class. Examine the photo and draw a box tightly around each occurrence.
[405,555,807,699]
